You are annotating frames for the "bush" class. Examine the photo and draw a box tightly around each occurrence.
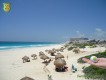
[67,46,76,51]
[77,51,106,63]
[73,43,95,48]
[67,42,96,51]
[83,65,106,79]
[89,45,97,48]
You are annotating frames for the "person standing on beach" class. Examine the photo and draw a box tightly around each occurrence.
[67,55,68,60]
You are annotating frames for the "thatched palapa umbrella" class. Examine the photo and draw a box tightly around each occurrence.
[31,54,37,60]
[22,56,30,63]
[54,58,66,67]
[48,50,56,56]
[52,48,56,51]
[39,51,45,56]
[45,49,49,52]
[59,47,64,52]
[55,53,64,60]
[40,55,49,62]
[20,76,34,80]
[73,48,80,54]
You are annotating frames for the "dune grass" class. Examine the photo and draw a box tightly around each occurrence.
[83,65,106,79]
[67,43,96,50]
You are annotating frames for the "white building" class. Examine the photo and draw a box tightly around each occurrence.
[70,38,89,43]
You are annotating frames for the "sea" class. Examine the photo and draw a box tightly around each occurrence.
[0,42,59,50]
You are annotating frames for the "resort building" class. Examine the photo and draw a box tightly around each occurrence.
[70,38,89,43]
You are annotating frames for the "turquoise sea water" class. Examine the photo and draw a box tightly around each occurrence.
[0,42,59,50]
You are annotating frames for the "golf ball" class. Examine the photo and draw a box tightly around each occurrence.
[90,56,97,62]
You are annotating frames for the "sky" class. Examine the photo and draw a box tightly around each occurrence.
[0,0,106,42]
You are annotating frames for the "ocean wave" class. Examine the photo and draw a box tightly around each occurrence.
[28,45,44,47]
[0,46,10,48]
[0,43,58,50]
[0,46,23,50]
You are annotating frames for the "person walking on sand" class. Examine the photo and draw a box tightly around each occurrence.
[82,58,106,69]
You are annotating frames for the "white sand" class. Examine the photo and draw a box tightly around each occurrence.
[0,45,105,80]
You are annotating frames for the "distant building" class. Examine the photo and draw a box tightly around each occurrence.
[70,38,89,43]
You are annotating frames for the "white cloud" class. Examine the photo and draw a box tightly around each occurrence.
[96,28,102,32]
[93,28,106,40]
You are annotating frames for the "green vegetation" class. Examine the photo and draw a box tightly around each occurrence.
[77,51,106,79]
[73,43,96,48]
[77,51,106,63]
[89,45,97,48]
[83,65,106,79]
[67,43,96,51]
[67,46,76,50]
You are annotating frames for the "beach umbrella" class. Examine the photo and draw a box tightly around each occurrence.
[52,48,56,51]
[31,54,37,57]
[50,50,56,53]
[45,49,49,52]
[20,76,34,80]
[48,50,56,56]
[31,54,37,60]
[22,56,29,60]
[54,58,66,67]
[55,53,64,60]
[22,56,30,63]
[39,51,45,56]
[40,55,49,60]
[59,47,64,52]
[73,48,80,53]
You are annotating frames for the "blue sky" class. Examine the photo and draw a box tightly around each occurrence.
[0,0,106,42]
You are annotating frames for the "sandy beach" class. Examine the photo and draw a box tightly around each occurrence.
[0,44,105,80]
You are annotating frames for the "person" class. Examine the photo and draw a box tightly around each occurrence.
[55,66,68,72]
[60,66,68,72]
[64,66,68,72]
[82,58,106,69]
[71,64,77,73]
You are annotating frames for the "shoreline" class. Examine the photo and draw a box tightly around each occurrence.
[0,44,62,52]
